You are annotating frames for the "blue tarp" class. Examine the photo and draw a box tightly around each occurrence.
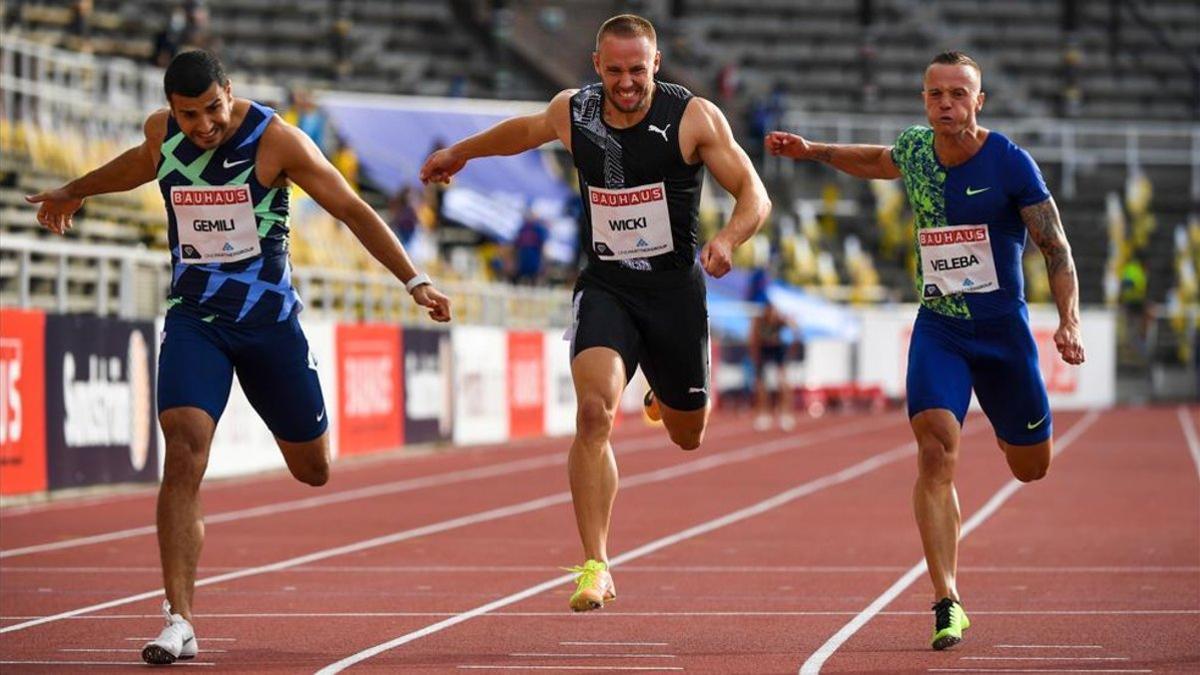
[319,95,577,260]
[706,270,860,342]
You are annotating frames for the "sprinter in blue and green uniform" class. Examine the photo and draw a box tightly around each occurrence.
[767,51,1085,651]
[26,50,451,665]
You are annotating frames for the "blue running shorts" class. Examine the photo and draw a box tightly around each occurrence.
[906,304,1052,445]
[157,310,328,443]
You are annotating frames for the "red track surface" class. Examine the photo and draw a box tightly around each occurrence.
[1,406,1197,673]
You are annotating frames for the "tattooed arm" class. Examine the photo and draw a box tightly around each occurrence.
[1021,197,1085,365]
[764,132,901,180]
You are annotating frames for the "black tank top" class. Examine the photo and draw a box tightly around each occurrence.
[570,82,704,274]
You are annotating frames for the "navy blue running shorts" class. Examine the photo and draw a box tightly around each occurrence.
[157,310,328,443]
[906,304,1052,445]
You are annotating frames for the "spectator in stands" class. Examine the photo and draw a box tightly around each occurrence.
[1120,255,1149,361]
[330,132,358,192]
[284,87,329,154]
[511,209,549,285]
[330,13,353,81]
[749,300,801,431]
[151,4,188,67]
[66,0,93,52]
[388,185,421,247]
[179,0,217,55]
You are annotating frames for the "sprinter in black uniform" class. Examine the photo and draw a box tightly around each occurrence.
[421,14,770,613]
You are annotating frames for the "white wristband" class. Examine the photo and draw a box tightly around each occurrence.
[405,272,432,294]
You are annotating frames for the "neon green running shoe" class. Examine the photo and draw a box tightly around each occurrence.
[931,597,970,650]
[565,559,616,612]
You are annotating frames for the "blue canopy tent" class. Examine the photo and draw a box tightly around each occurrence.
[319,93,577,262]
[706,270,860,343]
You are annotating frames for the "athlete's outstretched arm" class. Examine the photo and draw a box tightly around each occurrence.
[273,120,451,322]
[765,131,901,180]
[419,89,576,185]
[691,98,771,278]
[25,111,166,235]
[1022,197,1084,365]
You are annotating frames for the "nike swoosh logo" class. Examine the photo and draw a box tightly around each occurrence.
[316,409,326,422]
[965,186,991,196]
[182,636,194,645]
[688,386,707,394]
[223,158,250,169]
[1026,414,1047,430]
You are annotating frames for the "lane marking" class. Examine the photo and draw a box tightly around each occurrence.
[456,662,681,667]
[510,653,676,658]
[1,417,896,635]
[5,609,1195,623]
[60,643,229,648]
[0,661,214,667]
[125,637,236,641]
[1178,406,1200,480]
[0,427,657,517]
[963,657,1130,661]
[317,429,935,674]
[799,411,1100,675]
[994,645,1103,649]
[929,670,1151,673]
[560,642,669,647]
[7,564,1198,575]
[0,424,740,559]
[931,662,1147,667]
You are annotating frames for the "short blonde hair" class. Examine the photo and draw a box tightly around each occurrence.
[596,14,656,50]
[928,51,981,78]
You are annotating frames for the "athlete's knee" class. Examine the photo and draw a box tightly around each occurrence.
[915,432,957,482]
[1009,453,1051,483]
[162,433,209,487]
[293,463,329,487]
[576,394,616,442]
[666,422,704,451]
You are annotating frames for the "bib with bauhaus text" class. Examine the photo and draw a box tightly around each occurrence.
[918,224,999,299]
[171,185,260,264]
[587,183,674,261]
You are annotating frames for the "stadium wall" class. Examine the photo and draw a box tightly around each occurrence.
[0,305,1116,499]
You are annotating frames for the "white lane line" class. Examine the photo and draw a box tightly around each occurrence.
[5,608,1195,622]
[964,657,1130,661]
[994,645,1104,649]
[458,662,686,667]
[1178,406,1200,480]
[799,410,1101,675]
[317,429,929,674]
[0,424,726,559]
[0,661,215,667]
[60,648,227,653]
[560,642,669,647]
[8,564,1198,575]
[1,416,895,635]
[930,670,1151,673]
[124,637,236,641]
[926,662,1152,667]
[510,653,676,658]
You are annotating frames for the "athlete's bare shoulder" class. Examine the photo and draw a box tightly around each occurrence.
[679,96,730,161]
[547,88,579,148]
[143,109,170,165]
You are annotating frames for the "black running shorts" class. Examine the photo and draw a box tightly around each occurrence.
[568,263,710,411]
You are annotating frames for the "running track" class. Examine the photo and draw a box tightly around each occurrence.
[1,406,1197,673]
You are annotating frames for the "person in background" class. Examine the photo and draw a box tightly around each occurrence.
[749,301,802,431]
[512,210,549,285]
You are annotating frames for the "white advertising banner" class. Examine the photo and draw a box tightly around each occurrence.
[543,331,576,436]
[452,326,508,445]
[855,304,1116,409]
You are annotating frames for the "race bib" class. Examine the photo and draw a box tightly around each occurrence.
[171,185,260,264]
[588,182,674,261]
[919,224,999,298]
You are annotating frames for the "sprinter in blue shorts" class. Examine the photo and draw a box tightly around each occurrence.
[767,51,1085,650]
[27,50,451,665]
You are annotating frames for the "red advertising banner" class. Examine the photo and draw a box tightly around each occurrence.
[507,331,545,439]
[336,323,403,456]
[0,308,47,495]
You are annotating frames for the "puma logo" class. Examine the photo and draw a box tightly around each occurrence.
[648,123,670,142]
